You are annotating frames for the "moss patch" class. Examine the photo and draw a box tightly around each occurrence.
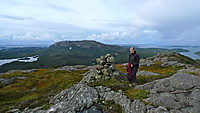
[139,65,183,75]
[42,103,54,110]
[125,88,150,101]
[90,75,130,91]
[116,64,180,85]
[116,64,127,73]
[103,100,122,113]
[116,64,183,76]
[140,65,182,74]
[0,69,88,113]
[137,75,167,85]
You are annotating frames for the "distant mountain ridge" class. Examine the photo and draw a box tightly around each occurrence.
[49,40,126,52]
[50,40,118,48]
[0,40,194,73]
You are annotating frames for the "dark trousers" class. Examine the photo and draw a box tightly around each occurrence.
[131,66,138,83]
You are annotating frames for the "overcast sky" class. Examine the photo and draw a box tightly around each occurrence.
[0,0,200,46]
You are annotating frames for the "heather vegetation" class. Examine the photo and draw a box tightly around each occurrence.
[0,69,88,113]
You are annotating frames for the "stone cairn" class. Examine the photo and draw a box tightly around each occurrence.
[96,54,119,76]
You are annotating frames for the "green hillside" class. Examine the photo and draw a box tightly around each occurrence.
[0,40,186,73]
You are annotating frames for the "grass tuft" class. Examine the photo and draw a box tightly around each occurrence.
[125,88,150,101]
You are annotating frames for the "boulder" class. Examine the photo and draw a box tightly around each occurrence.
[47,83,98,112]
[136,73,200,93]
[177,67,200,76]
[109,64,116,71]
[102,68,112,76]
[189,89,200,101]
[136,73,200,112]
[144,93,182,109]
[106,56,115,63]
[96,58,105,65]
[105,54,111,58]
[147,106,169,113]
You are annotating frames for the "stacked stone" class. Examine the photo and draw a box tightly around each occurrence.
[96,54,119,76]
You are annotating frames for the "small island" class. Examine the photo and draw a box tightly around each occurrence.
[195,51,200,56]
[170,48,190,52]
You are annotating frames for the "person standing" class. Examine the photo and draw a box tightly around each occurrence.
[127,47,140,84]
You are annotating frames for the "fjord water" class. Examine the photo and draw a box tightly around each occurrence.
[134,44,200,59]
[0,56,39,66]
[177,46,200,59]
[162,46,200,59]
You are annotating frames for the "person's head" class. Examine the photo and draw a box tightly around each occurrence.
[130,46,135,53]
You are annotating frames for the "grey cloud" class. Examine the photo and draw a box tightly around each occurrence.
[0,14,34,20]
[1,0,200,46]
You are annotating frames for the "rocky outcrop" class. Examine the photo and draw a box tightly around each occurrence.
[136,73,200,112]
[136,73,200,93]
[140,52,199,67]
[0,78,14,86]
[48,83,98,113]
[23,67,200,113]
[177,67,200,76]
[20,66,157,113]
[96,86,147,113]
[23,83,98,113]
[0,69,38,76]
[54,65,87,71]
